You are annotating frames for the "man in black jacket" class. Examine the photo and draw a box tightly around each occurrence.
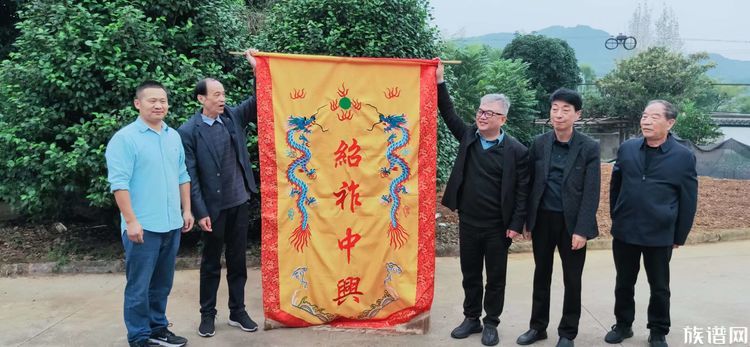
[436,61,529,346]
[177,49,259,338]
[516,88,600,347]
[604,100,698,347]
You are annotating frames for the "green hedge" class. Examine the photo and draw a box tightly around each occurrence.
[0,0,253,219]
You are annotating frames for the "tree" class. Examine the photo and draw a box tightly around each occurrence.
[253,0,440,58]
[628,1,683,52]
[592,47,715,136]
[579,64,597,84]
[500,34,581,114]
[729,95,750,113]
[253,0,445,184]
[653,4,683,51]
[0,0,253,219]
[672,102,722,145]
[0,0,23,59]
[628,1,652,52]
[476,59,539,145]
[579,64,597,94]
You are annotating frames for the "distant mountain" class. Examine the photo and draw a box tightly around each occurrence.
[453,25,750,83]
[708,53,750,84]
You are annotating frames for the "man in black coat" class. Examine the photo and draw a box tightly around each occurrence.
[436,61,529,347]
[604,100,698,347]
[516,88,600,347]
[177,49,260,337]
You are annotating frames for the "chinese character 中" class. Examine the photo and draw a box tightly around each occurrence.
[338,227,361,264]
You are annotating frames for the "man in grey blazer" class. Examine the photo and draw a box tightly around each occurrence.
[436,61,530,347]
[517,88,600,347]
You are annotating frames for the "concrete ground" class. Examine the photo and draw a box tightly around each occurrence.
[1,240,748,347]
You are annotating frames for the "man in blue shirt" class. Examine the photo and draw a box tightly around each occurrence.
[106,80,194,347]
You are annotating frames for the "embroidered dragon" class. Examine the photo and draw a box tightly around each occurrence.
[286,115,319,252]
[369,109,411,249]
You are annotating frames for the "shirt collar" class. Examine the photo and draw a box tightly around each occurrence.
[640,132,675,153]
[476,129,505,145]
[552,129,575,145]
[135,117,167,133]
[201,114,224,126]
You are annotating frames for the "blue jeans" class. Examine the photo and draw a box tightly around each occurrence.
[122,229,181,343]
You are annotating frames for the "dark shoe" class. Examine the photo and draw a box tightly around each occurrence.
[228,311,258,332]
[649,333,668,347]
[450,318,483,339]
[128,340,154,347]
[198,315,215,337]
[481,325,500,346]
[149,328,187,347]
[517,329,548,345]
[556,337,574,347]
[604,324,633,344]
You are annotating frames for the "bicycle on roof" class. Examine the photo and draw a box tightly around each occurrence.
[605,33,637,50]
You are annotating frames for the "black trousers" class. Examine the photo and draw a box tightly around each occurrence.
[458,221,511,327]
[529,210,586,339]
[199,202,249,317]
[612,238,673,335]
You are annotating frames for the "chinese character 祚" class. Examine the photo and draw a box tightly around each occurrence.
[333,180,362,213]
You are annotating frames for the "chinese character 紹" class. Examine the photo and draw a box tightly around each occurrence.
[332,276,364,305]
[334,138,362,168]
[333,180,362,213]
[338,227,361,264]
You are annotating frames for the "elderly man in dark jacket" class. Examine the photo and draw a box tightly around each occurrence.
[604,100,698,347]
[177,49,260,338]
[517,88,600,347]
[436,61,529,347]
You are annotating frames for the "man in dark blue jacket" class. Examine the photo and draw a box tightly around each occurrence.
[517,88,600,347]
[604,100,698,347]
[178,49,259,338]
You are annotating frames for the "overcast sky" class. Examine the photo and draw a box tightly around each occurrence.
[429,0,750,61]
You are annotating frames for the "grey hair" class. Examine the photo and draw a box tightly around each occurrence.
[480,93,511,115]
[647,100,678,120]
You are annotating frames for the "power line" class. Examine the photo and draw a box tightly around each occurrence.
[683,38,750,44]
[577,83,750,86]
[458,36,750,44]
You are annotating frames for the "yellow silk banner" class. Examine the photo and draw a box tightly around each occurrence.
[256,53,437,328]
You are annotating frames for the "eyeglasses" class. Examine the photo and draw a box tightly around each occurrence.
[476,108,504,119]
